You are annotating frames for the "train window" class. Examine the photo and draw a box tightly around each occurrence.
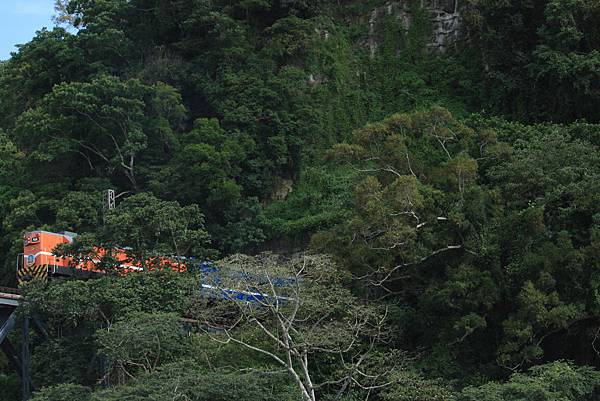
[31,237,39,242]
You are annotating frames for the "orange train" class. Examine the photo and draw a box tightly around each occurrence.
[17,230,184,285]
[17,231,292,303]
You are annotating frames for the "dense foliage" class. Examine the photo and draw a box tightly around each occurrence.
[0,0,599,400]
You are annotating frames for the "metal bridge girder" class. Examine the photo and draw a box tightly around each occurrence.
[0,307,17,344]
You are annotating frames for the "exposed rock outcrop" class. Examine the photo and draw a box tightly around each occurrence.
[363,0,460,56]
[270,178,294,201]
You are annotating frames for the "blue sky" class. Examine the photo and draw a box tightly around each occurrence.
[0,0,56,60]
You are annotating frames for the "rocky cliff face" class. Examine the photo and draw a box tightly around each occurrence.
[363,0,460,56]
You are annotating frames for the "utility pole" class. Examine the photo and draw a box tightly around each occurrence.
[106,189,116,211]
[103,189,116,223]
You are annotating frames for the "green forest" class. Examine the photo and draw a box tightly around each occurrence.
[1,0,600,399]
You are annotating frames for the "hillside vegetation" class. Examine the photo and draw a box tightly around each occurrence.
[1,0,600,400]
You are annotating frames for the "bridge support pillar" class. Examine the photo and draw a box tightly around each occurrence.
[21,315,31,401]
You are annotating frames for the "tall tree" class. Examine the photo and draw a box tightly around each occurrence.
[192,253,395,401]
[102,193,213,269]
[13,75,185,192]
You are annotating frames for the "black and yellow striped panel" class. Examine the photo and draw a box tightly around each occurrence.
[17,264,49,286]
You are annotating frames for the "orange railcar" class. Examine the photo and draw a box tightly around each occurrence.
[17,231,183,285]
